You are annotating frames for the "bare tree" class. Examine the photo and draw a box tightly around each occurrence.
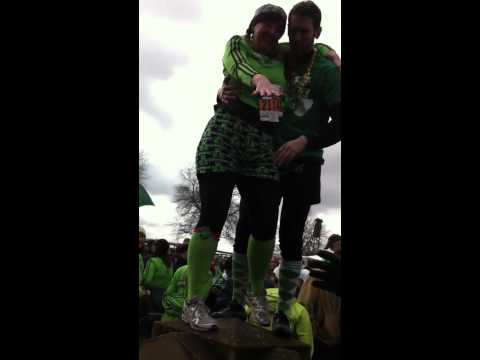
[302,217,331,256]
[273,217,330,257]
[170,166,240,243]
[139,151,148,183]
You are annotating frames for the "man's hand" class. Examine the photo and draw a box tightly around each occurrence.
[306,250,341,296]
[274,135,308,167]
[217,84,240,104]
[252,74,282,97]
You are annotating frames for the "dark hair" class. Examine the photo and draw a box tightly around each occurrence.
[176,244,188,254]
[325,234,341,250]
[288,1,322,30]
[154,239,172,267]
[246,12,287,39]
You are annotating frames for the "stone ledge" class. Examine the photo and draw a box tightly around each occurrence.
[144,318,309,360]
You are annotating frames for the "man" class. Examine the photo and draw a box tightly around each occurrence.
[173,243,189,272]
[213,1,341,338]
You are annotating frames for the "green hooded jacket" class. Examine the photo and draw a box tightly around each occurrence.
[246,288,314,358]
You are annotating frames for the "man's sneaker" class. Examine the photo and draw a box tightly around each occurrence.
[181,296,218,332]
[245,294,270,327]
[211,299,247,321]
[272,311,291,337]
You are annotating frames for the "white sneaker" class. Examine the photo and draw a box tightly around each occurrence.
[181,296,218,332]
[246,293,270,327]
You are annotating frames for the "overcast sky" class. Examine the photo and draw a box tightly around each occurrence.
[139,0,341,251]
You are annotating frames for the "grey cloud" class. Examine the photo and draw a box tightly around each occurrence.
[139,46,188,80]
[142,165,175,197]
[310,204,340,223]
[139,79,173,128]
[139,2,192,129]
[139,44,189,128]
[139,216,160,228]
[319,143,341,210]
[140,0,202,21]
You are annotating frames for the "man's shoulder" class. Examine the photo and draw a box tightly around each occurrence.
[312,56,340,89]
[314,55,337,72]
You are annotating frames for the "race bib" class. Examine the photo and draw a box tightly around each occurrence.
[259,84,283,123]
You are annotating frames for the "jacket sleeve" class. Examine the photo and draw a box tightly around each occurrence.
[142,259,155,287]
[162,269,181,313]
[304,102,341,149]
[163,268,178,299]
[223,35,258,87]
[304,63,341,149]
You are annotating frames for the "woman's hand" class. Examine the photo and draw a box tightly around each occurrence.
[252,74,282,97]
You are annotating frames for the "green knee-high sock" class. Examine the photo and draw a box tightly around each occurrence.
[187,227,219,300]
[247,235,275,296]
[278,260,302,315]
[232,252,249,305]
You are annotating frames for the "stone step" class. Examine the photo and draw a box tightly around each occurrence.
[143,318,309,360]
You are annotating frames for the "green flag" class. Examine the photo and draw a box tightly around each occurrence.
[139,184,154,207]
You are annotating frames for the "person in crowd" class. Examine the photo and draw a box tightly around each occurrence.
[299,246,341,360]
[143,239,173,313]
[206,257,234,312]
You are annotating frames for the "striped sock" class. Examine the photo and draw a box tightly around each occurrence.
[247,235,275,296]
[278,260,302,315]
[187,227,219,300]
[232,252,249,305]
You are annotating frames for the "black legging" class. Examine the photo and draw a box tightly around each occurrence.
[196,173,281,241]
[234,162,321,261]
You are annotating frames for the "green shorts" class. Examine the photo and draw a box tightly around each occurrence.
[196,107,279,182]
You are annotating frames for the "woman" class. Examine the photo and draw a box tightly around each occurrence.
[143,239,173,313]
[182,4,289,332]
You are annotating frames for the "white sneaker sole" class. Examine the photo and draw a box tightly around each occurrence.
[181,313,218,332]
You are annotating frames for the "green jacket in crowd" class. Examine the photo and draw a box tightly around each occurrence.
[143,257,173,290]
[246,288,314,358]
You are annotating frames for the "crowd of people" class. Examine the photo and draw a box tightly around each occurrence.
[139,1,341,359]
[139,226,342,360]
